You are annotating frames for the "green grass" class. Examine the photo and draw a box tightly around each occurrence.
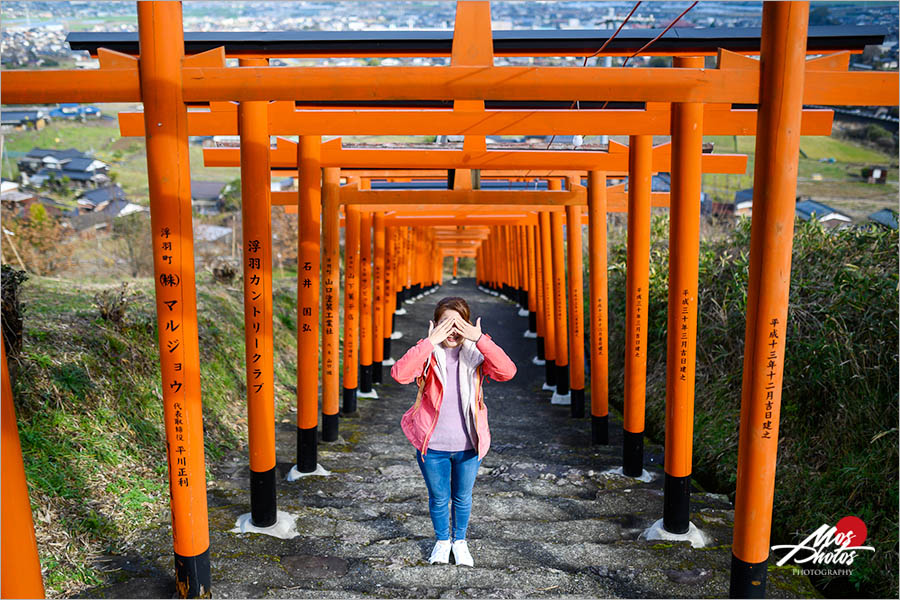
[3,121,121,168]
[703,135,894,164]
[596,216,898,598]
[9,274,299,596]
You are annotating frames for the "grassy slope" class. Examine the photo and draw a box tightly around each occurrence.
[9,274,298,597]
[599,217,898,598]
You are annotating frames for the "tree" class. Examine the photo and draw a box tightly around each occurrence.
[221,177,241,212]
[112,212,154,277]
[270,206,298,273]
[2,204,72,275]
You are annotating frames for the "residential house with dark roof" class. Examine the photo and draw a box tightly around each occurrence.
[18,148,87,174]
[68,187,146,232]
[191,180,227,215]
[734,188,755,217]
[77,185,127,211]
[795,199,852,228]
[1,109,49,131]
[19,148,110,189]
[868,208,898,230]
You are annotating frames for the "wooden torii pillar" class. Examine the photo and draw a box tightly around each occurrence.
[295,136,322,474]
[142,4,210,594]
[2,338,45,599]
[357,202,377,400]
[372,211,387,384]
[321,167,341,441]
[731,3,810,595]
[237,57,277,526]
[3,1,897,596]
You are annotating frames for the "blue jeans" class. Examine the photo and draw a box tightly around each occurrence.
[416,448,481,541]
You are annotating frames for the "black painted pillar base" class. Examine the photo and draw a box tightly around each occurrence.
[342,387,357,415]
[663,473,691,534]
[372,361,383,384]
[570,388,585,418]
[522,290,529,310]
[174,548,211,599]
[249,467,277,527]
[322,412,339,442]
[729,553,767,599]
[390,313,395,331]
[396,290,404,306]
[383,338,391,362]
[556,364,570,395]
[359,364,373,393]
[592,414,609,445]
[528,311,537,333]
[623,429,644,477]
[297,426,317,473]
[545,359,556,387]
[536,336,545,361]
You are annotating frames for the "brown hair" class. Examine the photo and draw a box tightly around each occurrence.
[434,296,471,325]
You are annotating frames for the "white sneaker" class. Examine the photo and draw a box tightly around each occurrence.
[429,540,451,564]
[451,540,474,567]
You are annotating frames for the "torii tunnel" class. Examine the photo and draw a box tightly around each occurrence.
[1,1,897,598]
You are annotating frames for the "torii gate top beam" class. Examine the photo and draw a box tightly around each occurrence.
[204,137,749,174]
[4,53,897,106]
[66,26,885,58]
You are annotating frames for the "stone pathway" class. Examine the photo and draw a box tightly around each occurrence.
[86,278,815,599]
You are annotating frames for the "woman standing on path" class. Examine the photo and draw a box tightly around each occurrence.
[391,297,517,567]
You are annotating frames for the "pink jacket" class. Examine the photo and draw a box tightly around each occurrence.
[391,333,516,460]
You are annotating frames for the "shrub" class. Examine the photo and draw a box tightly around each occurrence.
[211,259,238,284]
[601,216,898,598]
[93,283,138,325]
[1,265,28,356]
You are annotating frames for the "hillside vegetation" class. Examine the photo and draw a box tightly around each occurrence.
[6,274,299,597]
[601,217,898,598]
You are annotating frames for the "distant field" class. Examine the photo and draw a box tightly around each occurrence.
[701,134,898,219]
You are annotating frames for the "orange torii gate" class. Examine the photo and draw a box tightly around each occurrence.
[1,1,898,598]
[202,135,752,417]
[203,134,757,449]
